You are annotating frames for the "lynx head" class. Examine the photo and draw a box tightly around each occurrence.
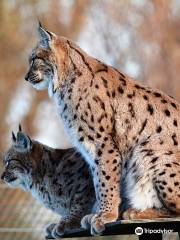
[25,22,70,97]
[1,125,43,191]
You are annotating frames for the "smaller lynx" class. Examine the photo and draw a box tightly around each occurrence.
[1,126,95,239]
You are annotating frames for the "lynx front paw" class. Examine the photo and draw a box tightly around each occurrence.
[45,218,80,239]
[81,211,118,236]
[51,221,66,239]
[45,222,67,239]
[45,223,56,239]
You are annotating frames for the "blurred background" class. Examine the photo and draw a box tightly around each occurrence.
[0,0,180,239]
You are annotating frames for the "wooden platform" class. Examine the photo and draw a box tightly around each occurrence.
[46,218,180,240]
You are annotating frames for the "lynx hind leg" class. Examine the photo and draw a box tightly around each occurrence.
[122,153,180,221]
[122,208,171,220]
[123,141,180,219]
[154,154,180,215]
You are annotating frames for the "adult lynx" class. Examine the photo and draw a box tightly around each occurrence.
[25,24,180,235]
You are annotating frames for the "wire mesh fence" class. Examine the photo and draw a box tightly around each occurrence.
[0,183,58,240]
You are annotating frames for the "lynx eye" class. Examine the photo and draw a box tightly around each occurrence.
[30,60,34,66]
[30,58,36,66]
[5,161,10,168]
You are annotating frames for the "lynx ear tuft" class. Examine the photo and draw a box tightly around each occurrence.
[19,124,22,132]
[37,22,55,49]
[12,131,16,143]
[38,20,43,29]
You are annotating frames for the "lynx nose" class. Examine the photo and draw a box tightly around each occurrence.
[25,72,29,81]
[1,172,5,181]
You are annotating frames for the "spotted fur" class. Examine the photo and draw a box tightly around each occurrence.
[25,24,180,235]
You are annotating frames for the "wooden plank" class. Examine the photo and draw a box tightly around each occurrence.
[45,219,180,239]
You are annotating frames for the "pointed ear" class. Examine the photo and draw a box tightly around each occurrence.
[37,22,55,49]
[14,132,32,152]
